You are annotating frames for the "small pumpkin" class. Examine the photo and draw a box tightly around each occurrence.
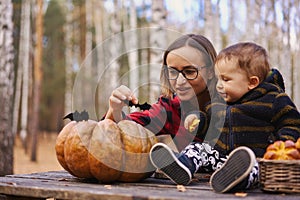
[55,111,158,183]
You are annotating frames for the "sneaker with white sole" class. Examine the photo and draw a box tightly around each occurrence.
[209,146,256,193]
[150,143,193,185]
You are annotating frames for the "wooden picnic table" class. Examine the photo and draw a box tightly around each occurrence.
[0,170,299,200]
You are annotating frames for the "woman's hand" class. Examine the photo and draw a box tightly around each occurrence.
[184,114,200,132]
[105,85,138,122]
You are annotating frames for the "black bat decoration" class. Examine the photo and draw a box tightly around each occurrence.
[125,100,152,111]
[63,101,151,122]
[63,110,89,122]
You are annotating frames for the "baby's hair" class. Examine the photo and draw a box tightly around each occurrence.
[215,42,270,82]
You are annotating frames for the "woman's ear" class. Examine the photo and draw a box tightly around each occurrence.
[248,76,260,90]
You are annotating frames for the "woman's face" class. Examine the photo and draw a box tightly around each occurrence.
[166,46,212,102]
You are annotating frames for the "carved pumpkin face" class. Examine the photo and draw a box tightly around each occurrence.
[55,117,157,183]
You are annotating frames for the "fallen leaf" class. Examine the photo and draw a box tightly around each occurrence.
[177,185,186,192]
[6,182,17,186]
[104,185,112,189]
[58,178,69,181]
[235,192,247,197]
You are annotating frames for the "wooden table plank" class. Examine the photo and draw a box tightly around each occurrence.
[0,171,299,200]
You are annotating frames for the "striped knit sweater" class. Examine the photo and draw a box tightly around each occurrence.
[198,68,300,157]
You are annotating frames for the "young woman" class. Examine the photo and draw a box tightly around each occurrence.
[105,34,219,151]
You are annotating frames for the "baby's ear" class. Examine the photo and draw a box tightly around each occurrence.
[248,76,260,90]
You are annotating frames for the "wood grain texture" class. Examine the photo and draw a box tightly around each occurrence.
[0,171,299,200]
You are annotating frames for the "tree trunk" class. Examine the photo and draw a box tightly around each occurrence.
[31,0,43,161]
[149,0,167,103]
[79,1,86,63]
[245,0,256,42]
[82,0,94,116]
[268,0,279,71]
[214,0,222,52]
[64,0,73,119]
[0,0,15,175]
[280,0,292,96]
[202,0,222,52]
[93,0,107,117]
[127,0,139,112]
[292,0,300,109]
[226,0,236,45]
[138,2,150,103]
[107,0,121,93]
[19,0,31,151]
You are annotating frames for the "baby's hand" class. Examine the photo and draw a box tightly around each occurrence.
[184,114,200,132]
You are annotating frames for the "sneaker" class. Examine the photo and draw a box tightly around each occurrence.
[209,146,256,193]
[150,143,192,185]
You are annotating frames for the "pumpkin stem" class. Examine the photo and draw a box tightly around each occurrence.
[63,110,89,122]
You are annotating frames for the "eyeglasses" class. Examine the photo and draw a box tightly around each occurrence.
[165,66,207,80]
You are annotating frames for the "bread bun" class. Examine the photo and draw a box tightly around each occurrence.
[295,137,300,149]
[263,140,300,160]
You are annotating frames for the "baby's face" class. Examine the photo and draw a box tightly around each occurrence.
[215,59,251,103]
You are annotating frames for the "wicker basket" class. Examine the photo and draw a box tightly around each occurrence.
[258,158,300,193]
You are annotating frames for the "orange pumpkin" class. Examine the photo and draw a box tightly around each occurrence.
[56,115,158,183]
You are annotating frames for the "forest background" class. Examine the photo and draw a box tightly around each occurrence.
[0,0,300,175]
